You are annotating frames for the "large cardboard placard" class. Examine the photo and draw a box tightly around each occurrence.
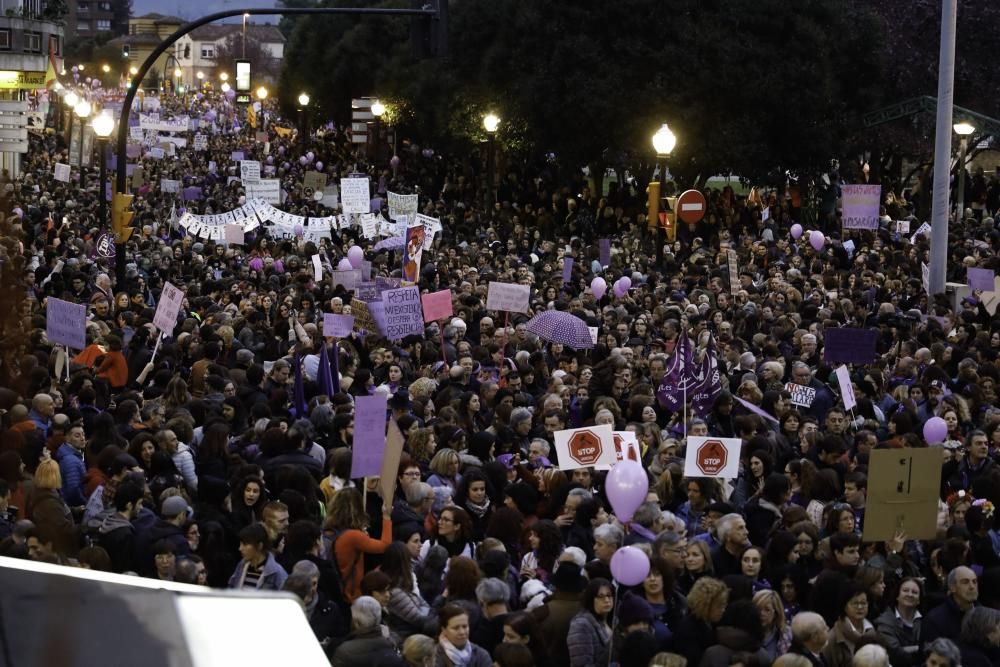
[841,184,881,230]
[382,286,424,340]
[46,298,87,349]
[863,448,942,542]
[351,394,388,479]
[153,281,184,335]
[341,177,370,214]
[486,282,530,313]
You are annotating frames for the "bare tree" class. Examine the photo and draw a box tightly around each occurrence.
[212,34,280,85]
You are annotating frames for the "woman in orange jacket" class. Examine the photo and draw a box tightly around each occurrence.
[324,486,392,602]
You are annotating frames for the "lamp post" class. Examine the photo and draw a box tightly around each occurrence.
[651,123,677,267]
[483,113,499,214]
[953,122,975,222]
[298,92,310,148]
[74,99,92,185]
[243,13,250,59]
[371,99,385,162]
[92,112,115,232]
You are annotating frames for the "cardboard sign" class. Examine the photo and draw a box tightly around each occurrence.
[823,327,878,364]
[834,365,856,411]
[421,290,453,322]
[841,184,881,230]
[596,431,642,471]
[46,298,87,349]
[486,281,530,313]
[160,178,180,193]
[355,282,379,302]
[562,256,574,284]
[223,225,244,245]
[231,151,245,161]
[379,418,406,504]
[331,270,361,291]
[388,191,419,222]
[193,134,207,150]
[863,448,942,542]
[683,436,742,479]
[53,163,71,183]
[341,177,370,214]
[382,286,425,340]
[968,267,996,292]
[303,171,327,193]
[323,313,354,338]
[153,281,184,335]
[784,382,817,408]
[588,327,599,345]
[910,222,931,244]
[553,424,616,471]
[351,394,389,479]
[244,179,281,204]
[129,126,145,141]
[896,220,910,234]
[240,160,261,183]
[727,249,739,295]
[351,299,384,335]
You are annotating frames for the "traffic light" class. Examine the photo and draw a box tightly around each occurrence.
[646,180,660,230]
[122,44,130,59]
[411,0,448,58]
[111,192,135,243]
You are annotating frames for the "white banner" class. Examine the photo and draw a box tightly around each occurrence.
[139,114,190,133]
[486,282,530,313]
[153,281,184,334]
[240,160,261,184]
[244,178,282,204]
[341,177,370,214]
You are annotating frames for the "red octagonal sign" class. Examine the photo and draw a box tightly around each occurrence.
[568,429,603,467]
[696,440,728,475]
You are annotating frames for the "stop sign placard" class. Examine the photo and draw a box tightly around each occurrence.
[696,439,728,475]
[676,189,707,224]
[568,429,603,467]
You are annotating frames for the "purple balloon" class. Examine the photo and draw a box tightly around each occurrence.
[293,224,304,237]
[923,416,948,444]
[299,156,308,165]
[619,276,632,291]
[390,155,401,168]
[347,245,364,269]
[610,546,650,586]
[809,230,825,252]
[306,151,315,162]
[613,279,627,299]
[337,258,353,271]
[790,223,803,240]
[605,460,648,523]
[278,145,286,155]
[315,161,323,171]
[13,207,22,218]
[591,277,607,300]
[266,156,274,164]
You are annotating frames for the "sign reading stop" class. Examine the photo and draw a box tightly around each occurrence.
[696,439,728,475]
[568,429,603,467]
[676,189,707,224]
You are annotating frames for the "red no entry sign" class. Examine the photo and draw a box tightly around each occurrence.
[676,189,707,224]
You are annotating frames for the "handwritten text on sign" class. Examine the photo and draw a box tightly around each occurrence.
[382,286,425,340]
[46,298,87,349]
[153,281,185,334]
[784,382,817,408]
[486,281,531,313]
[841,184,881,230]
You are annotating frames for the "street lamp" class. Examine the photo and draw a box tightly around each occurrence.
[371,100,385,117]
[483,113,499,212]
[243,13,250,59]
[298,93,311,147]
[298,92,310,106]
[101,63,110,73]
[256,86,268,100]
[220,82,231,93]
[129,66,138,76]
[651,123,677,266]
[219,72,229,82]
[74,100,92,185]
[370,100,386,161]
[953,122,975,221]
[92,113,115,233]
[64,91,79,107]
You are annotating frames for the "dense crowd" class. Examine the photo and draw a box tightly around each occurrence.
[1,86,1000,667]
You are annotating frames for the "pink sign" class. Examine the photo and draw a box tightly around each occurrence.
[421,289,453,322]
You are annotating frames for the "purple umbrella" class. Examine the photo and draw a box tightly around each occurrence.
[525,310,594,350]
[373,235,406,251]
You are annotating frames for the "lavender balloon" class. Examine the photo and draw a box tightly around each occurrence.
[790,223,803,239]
[266,156,274,165]
[923,416,948,444]
[315,161,323,171]
[610,546,650,586]
[278,145,286,155]
[605,460,648,523]
[809,230,825,252]
[390,155,401,168]
[347,245,364,269]
[306,151,315,162]
[338,258,353,271]
[613,279,627,299]
[299,156,308,166]
[293,225,304,237]
[619,276,632,291]
[591,277,607,300]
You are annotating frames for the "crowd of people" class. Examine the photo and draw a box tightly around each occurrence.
[0,84,1000,667]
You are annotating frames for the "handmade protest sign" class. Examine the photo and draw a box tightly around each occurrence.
[864,448,942,542]
[784,383,817,408]
[340,177,370,214]
[379,418,406,504]
[841,184,881,230]
[835,365,857,411]
[303,171,327,193]
[968,267,996,292]
[223,225,244,246]
[240,160,261,183]
[595,431,642,471]
[727,250,739,295]
[388,191,419,222]
[553,424,616,471]
[382,286,425,340]
[351,394,388,479]
[193,134,207,150]
[46,298,86,349]
[683,436,742,479]
[330,270,361,291]
[823,327,878,364]
[562,257,574,284]
[421,290,453,322]
[53,163,71,183]
[599,238,611,266]
[231,151,245,161]
[323,314,354,338]
[153,281,184,335]
[486,282,530,313]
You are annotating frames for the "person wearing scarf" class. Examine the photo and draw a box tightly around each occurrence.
[435,604,492,667]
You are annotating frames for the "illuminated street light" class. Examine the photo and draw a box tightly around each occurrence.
[298,92,310,106]
[129,66,138,76]
[256,86,268,100]
[91,112,114,138]
[196,71,204,80]
[220,82,231,93]
[652,123,677,156]
[64,91,79,107]
[482,113,500,133]
[174,68,182,78]
[371,100,386,117]
[219,72,229,82]
[101,64,110,73]
[74,100,92,118]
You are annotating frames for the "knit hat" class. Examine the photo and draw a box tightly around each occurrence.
[618,593,654,627]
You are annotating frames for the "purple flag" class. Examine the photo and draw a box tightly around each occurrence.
[316,344,335,398]
[350,394,389,478]
[562,256,574,284]
[691,335,723,418]
[599,238,611,266]
[182,186,203,201]
[292,352,307,418]
[657,334,694,412]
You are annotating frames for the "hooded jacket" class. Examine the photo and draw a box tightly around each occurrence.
[95,511,137,573]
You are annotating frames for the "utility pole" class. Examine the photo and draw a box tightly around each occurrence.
[928,0,957,296]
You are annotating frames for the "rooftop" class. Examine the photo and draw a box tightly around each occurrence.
[187,24,285,43]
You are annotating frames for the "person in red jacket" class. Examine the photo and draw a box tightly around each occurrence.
[325,486,392,602]
[95,335,128,390]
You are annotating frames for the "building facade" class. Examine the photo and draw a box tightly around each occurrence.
[173,24,284,89]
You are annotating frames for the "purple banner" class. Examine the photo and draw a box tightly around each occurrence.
[350,396,388,479]
[823,327,878,364]
[562,256,574,284]
[968,267,995,292]
[182,186,203,201]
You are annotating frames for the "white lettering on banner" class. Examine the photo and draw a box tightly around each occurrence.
[784,382,817,408]
[341,177,370,214]
[486,282,531,313]
[139,114,190,133]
